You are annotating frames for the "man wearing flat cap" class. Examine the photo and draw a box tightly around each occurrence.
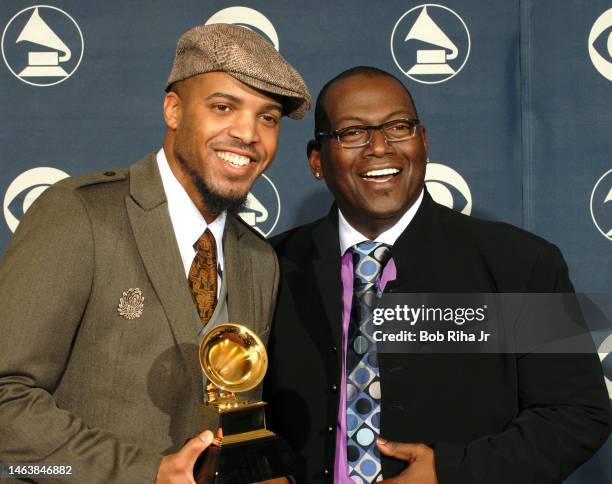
[0,23,310,483]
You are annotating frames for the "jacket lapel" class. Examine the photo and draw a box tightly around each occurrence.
[311,210,344,355]
[386,190,443,293]
[125,153,201,386]
[224,217,256,329]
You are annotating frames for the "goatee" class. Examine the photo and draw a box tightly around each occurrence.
[192,173,246,217]
[178,156,247,217]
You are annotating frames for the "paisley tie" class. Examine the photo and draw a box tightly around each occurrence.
[188,229,217,326]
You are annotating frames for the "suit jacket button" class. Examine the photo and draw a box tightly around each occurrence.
[323,469,330,476]
[331,345,337,352]
[327,425,334,433]
[331,384,338,393]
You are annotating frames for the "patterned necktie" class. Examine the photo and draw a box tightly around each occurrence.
[188,229,217,327]
[346,241,392,483]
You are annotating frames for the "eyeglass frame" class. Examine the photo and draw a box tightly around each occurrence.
[315,117,421,148]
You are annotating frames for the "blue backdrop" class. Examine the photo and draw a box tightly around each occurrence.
[1,1,610,481]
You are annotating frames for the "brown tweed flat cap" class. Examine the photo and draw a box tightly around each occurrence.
[166,23,311,119]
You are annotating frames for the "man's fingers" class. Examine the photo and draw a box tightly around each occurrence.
[376,438,426,462]
[180,430,214,464]
[155,431,215,483]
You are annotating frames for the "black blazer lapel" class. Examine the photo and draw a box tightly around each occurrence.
[311,211,344,360]
[385,191,444,293]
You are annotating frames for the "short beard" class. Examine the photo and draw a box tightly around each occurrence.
[178,157,247,218]
[193,174,246,217]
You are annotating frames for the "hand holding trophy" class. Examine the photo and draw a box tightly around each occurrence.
[193,323,294,483]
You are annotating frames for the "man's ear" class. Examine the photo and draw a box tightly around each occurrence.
[307,139,323,180]
[163,91,181,130]
[420,125,428,154]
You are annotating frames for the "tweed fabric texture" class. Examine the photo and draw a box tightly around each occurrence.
[0,152,279,482]
[166,23,311,119]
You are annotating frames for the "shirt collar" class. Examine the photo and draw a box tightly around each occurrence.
[338,188,424,254]
[156,148,226,275]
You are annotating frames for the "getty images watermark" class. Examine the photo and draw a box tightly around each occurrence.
[370,293,612,354]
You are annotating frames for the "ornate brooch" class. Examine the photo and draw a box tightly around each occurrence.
[117,288,144,320]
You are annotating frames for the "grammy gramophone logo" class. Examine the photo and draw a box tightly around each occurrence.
[238,174,281,238]
[2,5,84,86]
[391,4,471,84]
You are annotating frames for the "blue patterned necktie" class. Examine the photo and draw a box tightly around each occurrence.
[346,241,392,483]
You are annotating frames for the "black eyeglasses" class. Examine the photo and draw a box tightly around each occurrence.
[316,118,421,148]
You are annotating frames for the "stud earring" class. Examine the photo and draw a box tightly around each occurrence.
[315,172,321,179]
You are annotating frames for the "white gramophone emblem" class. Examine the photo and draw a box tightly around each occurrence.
[2,5,84,86]
[16,7,72,77]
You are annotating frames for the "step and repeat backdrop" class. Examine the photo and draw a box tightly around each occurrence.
[1,1,610,481]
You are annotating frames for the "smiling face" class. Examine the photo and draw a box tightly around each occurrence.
[309,73,428,239]
[163,72,282,221]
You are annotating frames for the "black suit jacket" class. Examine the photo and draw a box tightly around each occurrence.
[265,192,611,483]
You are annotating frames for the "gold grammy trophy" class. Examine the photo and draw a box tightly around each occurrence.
[193,323,294,483]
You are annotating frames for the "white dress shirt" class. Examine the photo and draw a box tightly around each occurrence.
[156,148,226,291]
[338,188,424,254]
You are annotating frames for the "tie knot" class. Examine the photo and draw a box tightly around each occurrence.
[350,241,391,284]
[194,229,216,253]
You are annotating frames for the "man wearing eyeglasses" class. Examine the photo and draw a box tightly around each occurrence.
[264,66,610,483]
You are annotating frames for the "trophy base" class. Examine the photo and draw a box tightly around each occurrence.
[194,433,295,483]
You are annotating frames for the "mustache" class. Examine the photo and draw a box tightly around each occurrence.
[211,140,261,162]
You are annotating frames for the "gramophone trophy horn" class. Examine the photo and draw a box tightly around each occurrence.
[194,323,295,483]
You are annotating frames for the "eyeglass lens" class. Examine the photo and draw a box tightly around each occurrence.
[337,119,417,147]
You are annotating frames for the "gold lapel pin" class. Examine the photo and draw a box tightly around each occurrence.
[117,288,144,320]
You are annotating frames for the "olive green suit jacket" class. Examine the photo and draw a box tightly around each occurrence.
[0,153,278,483]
